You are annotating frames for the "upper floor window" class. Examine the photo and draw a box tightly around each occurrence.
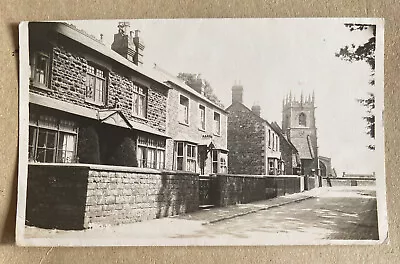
[29,114,78,163]
[199,105,206,130]
[179,95,189,125]
[213,112,221,135]
[86,64,106,105]
[30,51,51,88]
[132,84,147,118]
[299,112,307,126]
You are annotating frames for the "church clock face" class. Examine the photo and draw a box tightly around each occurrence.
[299,131,305,137]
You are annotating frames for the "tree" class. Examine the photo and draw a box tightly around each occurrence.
[335,24,376,150]
[177,73,224,108]
[77,126,101,164]
[107,136,138,167]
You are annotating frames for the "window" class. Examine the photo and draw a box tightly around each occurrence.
[212,150,218,174]
[30,51,50,88]
[137,135,165,169]
[175,142,197,172]
[29,114,78,163]
[212,150,228,174]
[179,95,189,124]
[272,133,275,151]
[276,136,279,152]
[199,105,206,130]
[86,64,106,104]
[268,129,271,148]
[132,84,147,118]
[299,112,307,126]
[213,112,221,135]
[268,159,275,175]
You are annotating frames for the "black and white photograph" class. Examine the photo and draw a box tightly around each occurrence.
[16,18,386,246]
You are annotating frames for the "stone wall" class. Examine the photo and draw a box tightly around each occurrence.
[210,174,266,207]
[265,175,304,198]
[322,177,376,187]
[227,103,265,175]
[26,164,199,230]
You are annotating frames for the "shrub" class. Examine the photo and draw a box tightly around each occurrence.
[107,136,138,167]
[77,126,101,164]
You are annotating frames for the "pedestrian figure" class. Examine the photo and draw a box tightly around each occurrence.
[327,174,332,187]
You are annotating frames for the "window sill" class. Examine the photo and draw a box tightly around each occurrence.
[132,114,148,122]
[179,122,190,127]
[213,133,221,137]
[85,98,105,107]
[30,82,53,93]
[198,128,206,132]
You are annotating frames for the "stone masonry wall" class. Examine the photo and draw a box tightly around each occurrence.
[227,103,265,175]
[26,164,199,230]
[84,167,199,228]
[210,174,266,207]
[30,42,168,133]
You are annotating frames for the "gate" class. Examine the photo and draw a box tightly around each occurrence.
[199,175,213,208]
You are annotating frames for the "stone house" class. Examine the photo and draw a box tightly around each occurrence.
[270,122,301,175]
[28,22,171,168]
[153,66,229,175]
[226,84,286,175]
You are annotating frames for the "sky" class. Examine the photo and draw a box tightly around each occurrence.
[70,19,380,175]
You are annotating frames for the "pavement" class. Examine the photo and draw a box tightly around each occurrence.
[21,186,380,246]
[176,187,324,224]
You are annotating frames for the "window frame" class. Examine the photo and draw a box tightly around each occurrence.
[85,63,107,105]
[179,94,190,125]
[213,111,221,136]
[28,114,78,163]
[137,135,166,169]
[30,50,51,90]
[198,104,206,131]
[174,141,198,173]
[132,83,148,119]
[299,112,307,126]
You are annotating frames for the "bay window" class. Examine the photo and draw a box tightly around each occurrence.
[137,135,165,169]
[175,141,197,172]
[28,114,78,163]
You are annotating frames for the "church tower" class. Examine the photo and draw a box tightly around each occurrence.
[282,91,319,175]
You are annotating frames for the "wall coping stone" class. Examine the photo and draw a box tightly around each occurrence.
[28,163,199,176]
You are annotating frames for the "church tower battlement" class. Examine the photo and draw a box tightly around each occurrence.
[282,91,319,175]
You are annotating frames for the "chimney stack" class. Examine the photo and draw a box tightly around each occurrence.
[111,22,145,66]
[251,105,261,117]
[232,82,243,104]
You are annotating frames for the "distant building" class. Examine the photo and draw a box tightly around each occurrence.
[226,84,289,175]
[282,92,319,175]
[154,66,228,175]
[318,156,336,177]
[270,122,301,175]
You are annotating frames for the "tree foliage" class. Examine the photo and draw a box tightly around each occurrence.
[107,136,138,167]
[77,126,101,164]
[335,24,376,150]
[177,73,224,108]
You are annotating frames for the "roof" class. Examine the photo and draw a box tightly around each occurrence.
[153,65,228,114]
[44,22,171,90]
[270,122,298,151]
[226,102,280,134]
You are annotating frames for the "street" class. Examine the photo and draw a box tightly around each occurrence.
[24,186,379,246]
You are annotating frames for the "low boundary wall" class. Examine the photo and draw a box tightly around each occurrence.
[322,177,376,187]
[26,163,199,230]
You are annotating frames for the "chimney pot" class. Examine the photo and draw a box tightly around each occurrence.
[232,84,243,104]
[251,105,261,117]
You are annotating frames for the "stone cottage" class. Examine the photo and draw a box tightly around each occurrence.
[226,84,287,175]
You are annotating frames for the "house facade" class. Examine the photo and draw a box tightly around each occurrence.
[28,22,170,168]
[227,84,285,175]
[154,67,228,175]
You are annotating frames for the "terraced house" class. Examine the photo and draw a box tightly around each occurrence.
[154,66,229,176]
[28,22,170,168]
